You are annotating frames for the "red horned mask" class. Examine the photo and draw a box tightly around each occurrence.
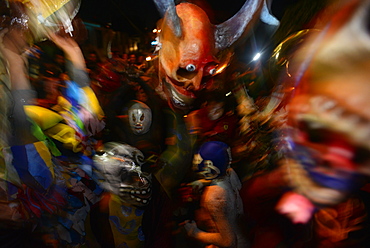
[153,0,265,111]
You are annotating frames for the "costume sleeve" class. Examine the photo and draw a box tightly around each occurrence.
[65,59,89,88]
[59,60,105,136]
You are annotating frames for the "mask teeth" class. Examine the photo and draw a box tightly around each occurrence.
[295,95,370,150]
[154,37,161,53]
[171,88,186,107]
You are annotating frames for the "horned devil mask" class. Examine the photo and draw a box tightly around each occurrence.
[153,0,266,111]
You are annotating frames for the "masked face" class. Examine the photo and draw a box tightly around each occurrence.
[158,3,218,110]
[288,0,370,173]
[193,153,221,180]
[128,102,152,135]
[93,142,152,207]
[154,0,267,111]
[281,0,370,207]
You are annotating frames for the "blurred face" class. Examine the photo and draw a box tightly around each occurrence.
[88,53,97,62]
[122,54,128,62]
[137,56,144,63]
[111,51,120,58]
[44,79,60,102]
[207,101,224,121]
[55,54,65,65]
[129,55,136,64]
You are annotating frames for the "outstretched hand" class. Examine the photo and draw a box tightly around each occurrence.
[48,32,79,52]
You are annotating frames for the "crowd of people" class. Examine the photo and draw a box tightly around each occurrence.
[1,0,370,248]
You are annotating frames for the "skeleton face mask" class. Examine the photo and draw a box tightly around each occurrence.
[93,142,152,207]
[128,102,152,135]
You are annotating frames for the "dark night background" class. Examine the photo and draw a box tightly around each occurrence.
[78,0,297,35]
[76,0,327,66]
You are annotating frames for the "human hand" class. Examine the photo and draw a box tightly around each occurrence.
[188,179,211,192]
[48,32,85,70]
[48,32,78,52]
[178,180,206,203]
[183,220,200,238]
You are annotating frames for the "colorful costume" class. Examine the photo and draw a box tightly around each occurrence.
[0,61,105,246]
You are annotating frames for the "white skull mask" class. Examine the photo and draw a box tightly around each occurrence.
[93,142,152,207]
[128,102,152,135]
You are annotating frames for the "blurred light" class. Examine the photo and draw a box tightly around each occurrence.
[157,29,161,33]
[153,28,158,33]
[84,22,101,28]
[253,52,261,61]
[286,61,292,77]
[225,92,232,97]
[151,40,159,46]
[275,52,280,60]
[183,115,188,118]
[146,56,152,61]
[215,64,227,74]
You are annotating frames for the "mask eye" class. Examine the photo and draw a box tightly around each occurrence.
[132,114,136,122]
[140,114,145,121]
[204,63,218,76]
[186,64,196,72]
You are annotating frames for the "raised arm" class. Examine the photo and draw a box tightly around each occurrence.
[48,32,104,124]
[48,33,89,87]
[0,28,38,145]
[0,28,30,90]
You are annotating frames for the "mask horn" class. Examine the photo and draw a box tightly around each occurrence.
[260,0,280,28]
[153,0,182,37]
[215,0,264,50]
